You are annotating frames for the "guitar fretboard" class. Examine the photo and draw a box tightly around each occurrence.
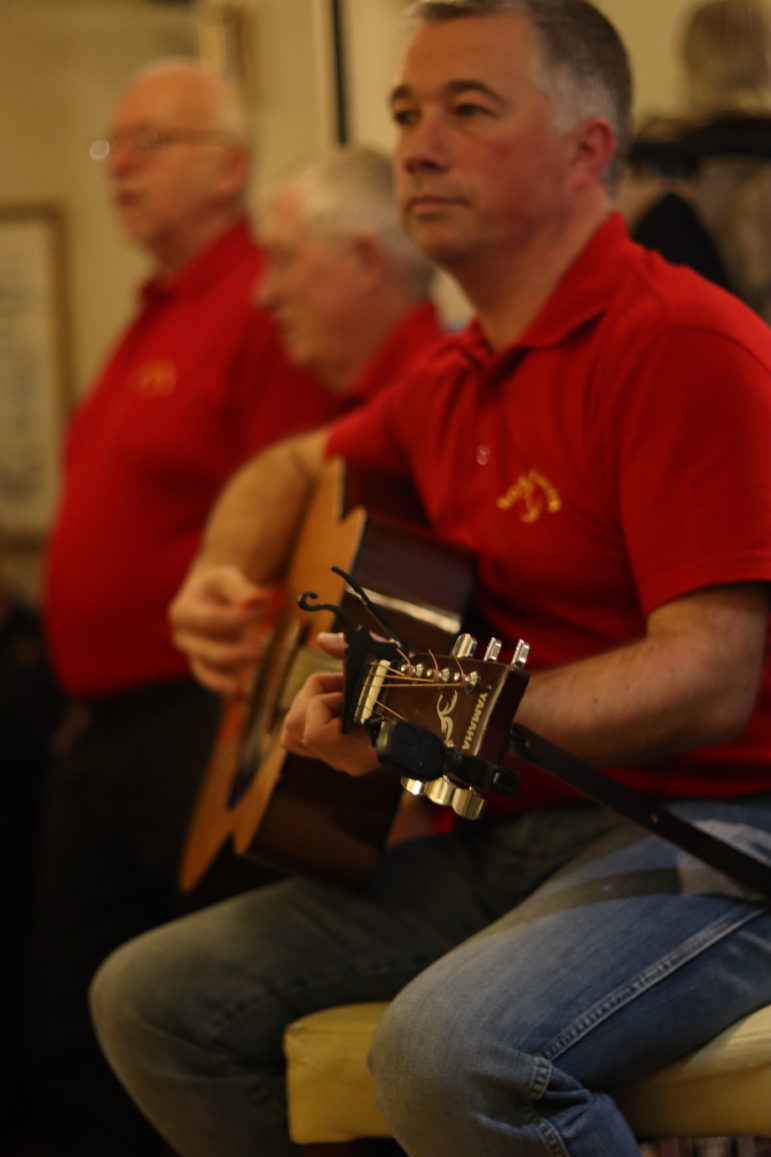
[277,645,342,712]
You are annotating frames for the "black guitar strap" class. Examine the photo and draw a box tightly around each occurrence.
[508,724,771,902]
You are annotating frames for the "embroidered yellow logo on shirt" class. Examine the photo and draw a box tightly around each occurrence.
[132,360,177,396]
[497,470,562,523]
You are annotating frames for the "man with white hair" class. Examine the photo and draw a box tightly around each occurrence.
[90,5,771,1156]
[30,63,441,1157]
[259,146,441,402]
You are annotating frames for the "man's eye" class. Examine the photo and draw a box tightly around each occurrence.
[392,107,418,127]
[453,103,489,118]
[136,128,169,150]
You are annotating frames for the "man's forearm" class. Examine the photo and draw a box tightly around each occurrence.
[514,583,769,766]
[196,430,327,583]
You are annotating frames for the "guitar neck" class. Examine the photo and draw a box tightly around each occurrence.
[277,646,341,713]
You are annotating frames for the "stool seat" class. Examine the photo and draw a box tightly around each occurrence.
[284,1001,771,1145]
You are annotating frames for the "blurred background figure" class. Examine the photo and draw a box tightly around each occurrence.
[682,0,771,320]
[622,0,771,320]
[259,145,441,400]
[682,0,771,114]
[26,61,396,1157]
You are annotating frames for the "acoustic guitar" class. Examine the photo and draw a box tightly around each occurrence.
[179,459,473,891]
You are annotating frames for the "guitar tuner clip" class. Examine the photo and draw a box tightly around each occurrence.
[372,718,520,819]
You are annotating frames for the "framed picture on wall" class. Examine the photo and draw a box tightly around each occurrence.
[0,203,70,541]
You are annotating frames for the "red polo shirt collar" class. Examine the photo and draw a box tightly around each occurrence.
[140,218,259,307]
[455,212,635,368]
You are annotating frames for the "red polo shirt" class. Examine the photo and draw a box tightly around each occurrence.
[45,222,371,697]
[347,299,445,403]
[328,213,771,807]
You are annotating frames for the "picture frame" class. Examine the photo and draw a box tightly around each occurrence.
[0,203,70,541]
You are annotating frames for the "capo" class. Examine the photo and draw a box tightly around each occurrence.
[297,585,402,734]
[329,565,407,648]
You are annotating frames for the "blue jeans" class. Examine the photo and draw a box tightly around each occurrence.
[90,796,771,1157]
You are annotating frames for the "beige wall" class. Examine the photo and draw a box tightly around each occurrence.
[598,0,692,118]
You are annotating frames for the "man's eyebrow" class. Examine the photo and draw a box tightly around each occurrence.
[389,79,508,108]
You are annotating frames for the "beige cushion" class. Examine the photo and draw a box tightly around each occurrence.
[284,1001,771,1144]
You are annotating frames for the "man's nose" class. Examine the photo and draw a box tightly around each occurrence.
[108,140,138,175]
[398,111,452,174]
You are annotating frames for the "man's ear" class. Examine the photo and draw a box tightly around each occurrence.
[568,117,616,189]
[348,232,388,286]
[215,142,252,201]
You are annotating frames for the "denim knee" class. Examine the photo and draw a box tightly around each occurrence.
[368,978,641,1157]
[369,972,549,1125]
[90,931,162,1073]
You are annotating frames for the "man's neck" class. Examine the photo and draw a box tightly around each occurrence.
[454,202,613,351]
[316,290,422,395]
[151,209,242,281]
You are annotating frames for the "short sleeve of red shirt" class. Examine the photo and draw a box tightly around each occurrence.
[325,338,458,473]
[600,320,771,614]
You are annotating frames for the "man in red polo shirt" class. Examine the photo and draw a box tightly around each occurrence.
[31,62,441,1157]
[90,5,771,1157]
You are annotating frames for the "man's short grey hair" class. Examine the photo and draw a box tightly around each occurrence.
[407,0,633,188]
[131,58,251,144]
[279,146,435,298]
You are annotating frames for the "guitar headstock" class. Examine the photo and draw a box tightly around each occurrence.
[297,576,530,819]
[353,633,530,819]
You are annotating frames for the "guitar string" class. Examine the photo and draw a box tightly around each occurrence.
[396,647,413,670]
[375,701,408,721]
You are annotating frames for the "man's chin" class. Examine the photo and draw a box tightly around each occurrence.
[412,232,472,269]
[113,214,149,246]
[404,216,469,265]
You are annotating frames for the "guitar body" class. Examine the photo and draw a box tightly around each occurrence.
[180,459,473,891]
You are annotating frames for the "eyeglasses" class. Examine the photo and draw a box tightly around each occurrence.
[89,126,234,161]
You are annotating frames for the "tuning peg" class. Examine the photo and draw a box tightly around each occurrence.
[510,640,530,668]
[483,637,502,661]
[451,633,477,658]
